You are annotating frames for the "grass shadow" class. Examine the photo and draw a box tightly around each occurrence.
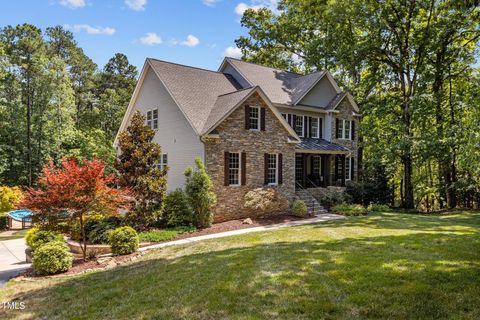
[1,212,480,319]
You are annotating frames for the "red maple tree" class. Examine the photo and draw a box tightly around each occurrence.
[22,158,132,260]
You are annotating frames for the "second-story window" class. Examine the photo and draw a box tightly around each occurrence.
[337,119,354,140]
[248,106,260,130]
[344,120,351,139]
[157,153,168,171]
[295,115,304,137]
[147,108,158,130]
[311,117,320,138]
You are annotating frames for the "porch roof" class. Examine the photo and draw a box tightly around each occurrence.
[296,138,349,153]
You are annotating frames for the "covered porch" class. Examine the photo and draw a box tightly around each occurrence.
[295,138,349,189]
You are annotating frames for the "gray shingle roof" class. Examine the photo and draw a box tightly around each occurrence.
[148,58,240,134]
[201,87,257,134]
[325,92,347,110]
[224,58,324,105]
[296,138,348,152]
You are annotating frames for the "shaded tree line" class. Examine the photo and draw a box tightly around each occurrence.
[235,0,480,210]
[0,24,137,186]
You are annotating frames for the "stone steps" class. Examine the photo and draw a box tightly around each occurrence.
[295,190,327,215]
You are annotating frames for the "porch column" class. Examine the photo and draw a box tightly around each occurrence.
[341,155,346,187]
[322,155,330,187]
[302,154,307,187]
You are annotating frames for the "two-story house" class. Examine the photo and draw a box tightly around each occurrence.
[115,57,360,221]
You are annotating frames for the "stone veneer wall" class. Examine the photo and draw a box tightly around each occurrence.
[204,93,296,222]
[330,99,359,183]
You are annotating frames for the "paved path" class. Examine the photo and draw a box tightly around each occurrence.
[140,213,344,252]
[0,238,30,288]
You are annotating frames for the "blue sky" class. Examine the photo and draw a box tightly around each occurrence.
[1,0,279,72]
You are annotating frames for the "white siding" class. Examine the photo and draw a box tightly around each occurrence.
[128,67,204,191]
[298,76,338,108]
[221,64,250,88]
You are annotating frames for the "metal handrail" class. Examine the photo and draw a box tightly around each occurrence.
[295,181,316,215]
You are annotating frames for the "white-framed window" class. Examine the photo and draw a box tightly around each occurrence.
[267,153,278,185]
[156,153,168,171]
[344,120,351,140]
[146,108,158,130]
[295,115,304,137]
[229,152,241,186]
[338,119,352,140]
[311,117,320,138]
[248,106,260,130]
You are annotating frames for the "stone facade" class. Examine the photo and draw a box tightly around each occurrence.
[330,99,359,183]
[204,93,296,222]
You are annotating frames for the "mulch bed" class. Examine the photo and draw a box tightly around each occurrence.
[175,213,309,240]
[17,214,312,279]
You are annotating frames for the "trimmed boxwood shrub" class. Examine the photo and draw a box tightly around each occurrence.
[0,213,8,230]
[26,228,64,251]
[163,189,194,227]
[332,204,369,216]
[32,241,73,275]
[367,203,391,212]
[292,200,308,217]
[109,226,139,255]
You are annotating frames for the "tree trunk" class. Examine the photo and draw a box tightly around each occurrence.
[79,214,87,261]
[26,72,32,187]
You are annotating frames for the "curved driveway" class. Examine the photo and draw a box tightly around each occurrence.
[0,238,30,287]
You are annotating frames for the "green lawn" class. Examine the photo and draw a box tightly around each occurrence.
[1,211,479,319]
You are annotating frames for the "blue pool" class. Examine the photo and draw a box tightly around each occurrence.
[7,209,32,221]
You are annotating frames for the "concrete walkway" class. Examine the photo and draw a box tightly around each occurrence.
[140,213,344,252]
[0,238,30,288]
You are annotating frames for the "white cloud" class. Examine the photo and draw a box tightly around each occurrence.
[182,35,200,47]
[235,0,279,15]
[171,35,200,47]
[223,46,242,59]
[203,0,219,7]
[138,32,162,45]
[59,0,86,9]
[64,24,116,35]
[125,0,146,11]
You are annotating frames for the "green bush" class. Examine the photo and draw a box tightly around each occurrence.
[319,190,351,209]
[69,215,122,244]
[0,213,8,230]
[32,241,72,275]
[367,203,391,212]
[26,228,64,251]
[138,226,196,242]
[332,204,369,216]
[109,226,139,255]
[244,188,289,216]
[0,186,23,213]
[163,189,194,227]
[88,216,122,244]
[184,158,217,228]
[292,200,308,217]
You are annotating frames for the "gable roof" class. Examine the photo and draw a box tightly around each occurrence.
[148,58,240,134]
[201,87,257,135]
[115,57,357,146]
[220,57,326,106]
[202,86,299,140]
[325,92,360,113]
